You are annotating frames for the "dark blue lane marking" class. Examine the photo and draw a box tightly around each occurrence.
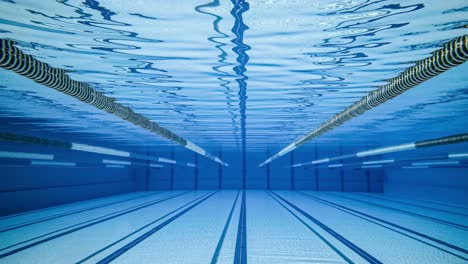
[96,191,217,263]
[271,192,383,264]
[326,193,468,230]
[233,190,247,264]
[267,192,354,264]
[301,192,468,256]
[211,191,240,264]
[77,192,215,264]
[0,192,161,233]
[0,192,189,258]
[355,193,468,216]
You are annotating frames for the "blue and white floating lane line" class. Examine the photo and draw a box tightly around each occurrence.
[289,134,468,168]
[0,151,53,160]
[30,160,76,167]
[260,35,468,167]
[330,154,468,170]
[0,133,207,168]
[0,40,227,166]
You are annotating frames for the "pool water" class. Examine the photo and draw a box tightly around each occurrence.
[0,0,467,263]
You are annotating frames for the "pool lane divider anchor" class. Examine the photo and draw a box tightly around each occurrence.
[0,39,228,167]
[290,133,468,168]
[260,35,468,167]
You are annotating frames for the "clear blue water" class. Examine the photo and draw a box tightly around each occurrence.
[0,0,467,263]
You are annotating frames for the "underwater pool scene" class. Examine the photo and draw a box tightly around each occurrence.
[0,0,467,263]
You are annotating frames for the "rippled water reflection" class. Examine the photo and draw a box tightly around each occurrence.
[0,0,467,152]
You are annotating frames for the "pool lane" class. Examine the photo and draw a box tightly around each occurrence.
[304,192,468,254]
[0,192,161,233]
[357,193,468,215]
[0,191,187,258]
[0,192,157,229]
[276,191,468,264]
[329,192,468,228]
[0,190,466,263]
[246,191,349,264]
[105,191,234,264]
[0,191,209,263]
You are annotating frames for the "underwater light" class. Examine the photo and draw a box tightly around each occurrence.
[158,158,176,164]
[150,164,164,168]
[412,161,459,166]
[402,166,429,169]
[311,158,330,164]
[448,153,468,159]
[291,163,303,168]
[102,159,131,165]
[186,163,196,167]
[105,165,125,168]
[71,143,130,157]
[0,151,54,160]
[361,165,383,169]
[362,159,395,165]
[356,144,415,157]
[328,164,343,168]
[31,161,76,166]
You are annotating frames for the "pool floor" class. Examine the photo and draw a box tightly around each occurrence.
[0,191,466,263]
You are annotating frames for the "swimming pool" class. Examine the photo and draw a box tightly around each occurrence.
[0,0,467,263]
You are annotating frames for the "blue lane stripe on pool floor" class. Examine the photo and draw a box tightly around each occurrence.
[271,192,383,264]
[0,192,161,233]
[233,190,247,264]
[0,192,189,258]
[326,192,468,230]
[267,191,355,264]
[96,191,217,264]
[211,191,240,264]
[300,192,468,256]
